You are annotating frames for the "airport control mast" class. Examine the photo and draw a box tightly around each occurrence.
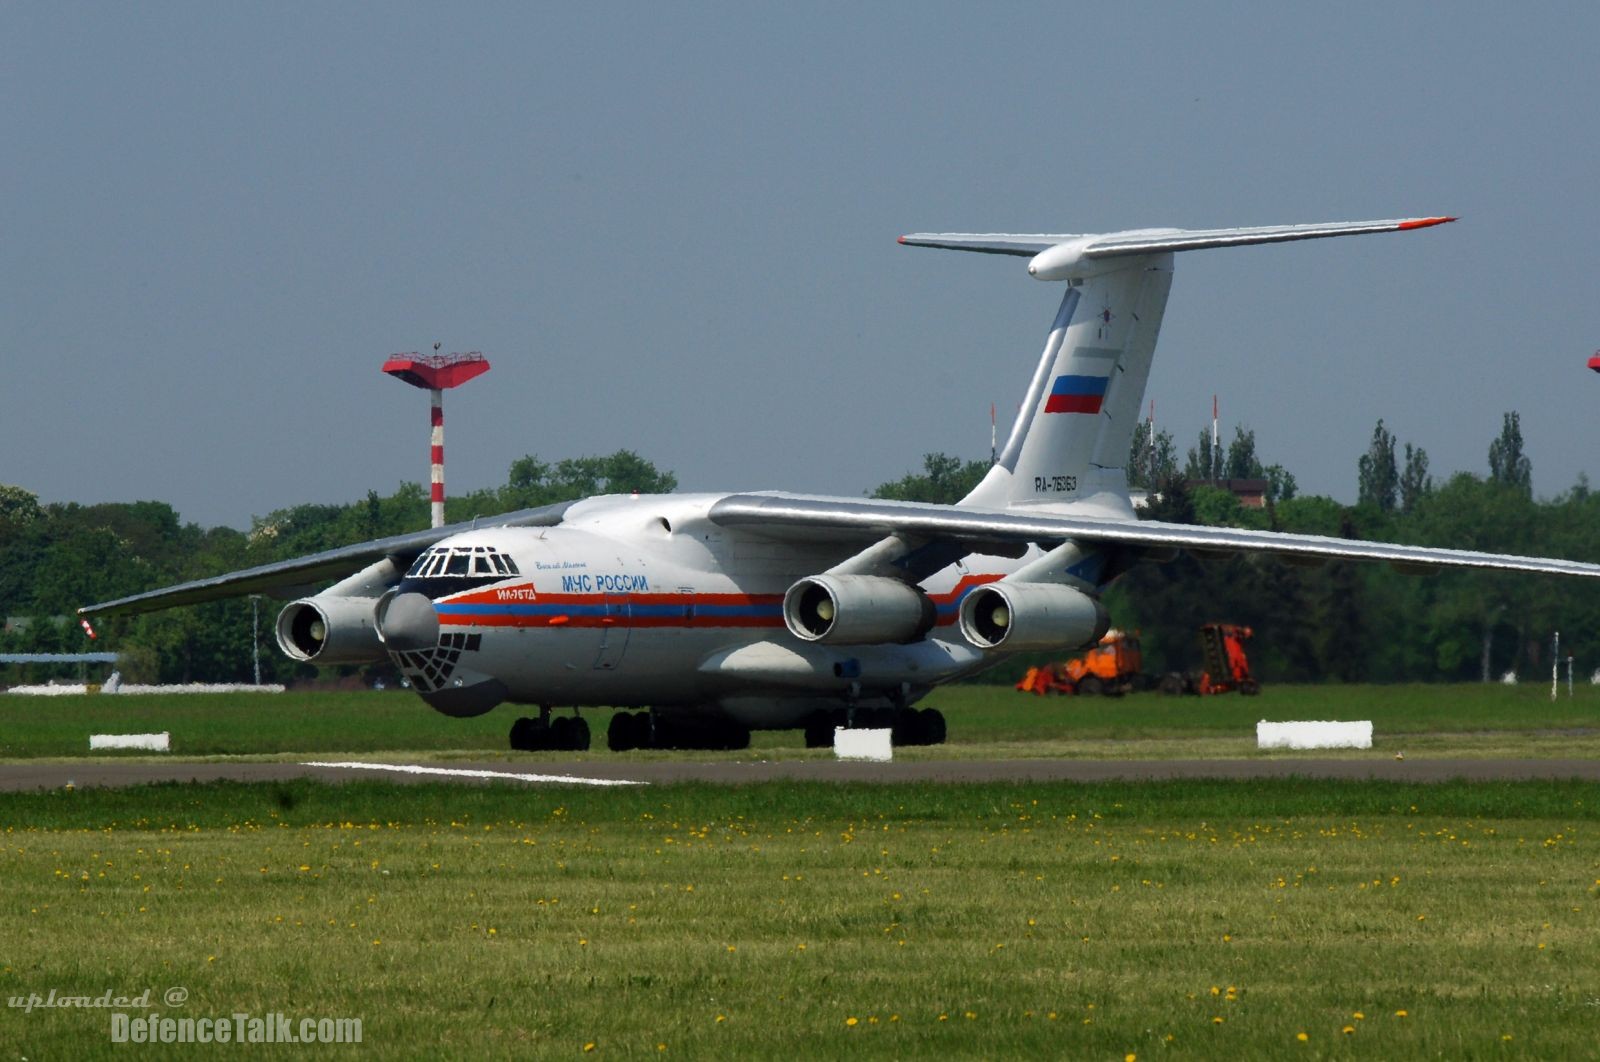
[382,347,491,528]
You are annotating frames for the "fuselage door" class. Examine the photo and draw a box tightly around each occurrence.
[592,594,631,670]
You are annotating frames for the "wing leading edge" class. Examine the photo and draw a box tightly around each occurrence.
[78,501,577,618]
[708,493,1600,581]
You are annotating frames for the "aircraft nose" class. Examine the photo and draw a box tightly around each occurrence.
[376,591,439,652]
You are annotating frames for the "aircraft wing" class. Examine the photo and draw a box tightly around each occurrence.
[78,501,577,618]
[708,493,1600,580]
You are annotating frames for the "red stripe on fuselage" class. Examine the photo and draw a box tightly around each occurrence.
[432,574,1005,631]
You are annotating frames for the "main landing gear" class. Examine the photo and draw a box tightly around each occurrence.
[802,707,946,749]
[606,710,751,752]
[508,708,591,752]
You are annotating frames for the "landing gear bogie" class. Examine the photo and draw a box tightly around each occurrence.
[508,712,590,752]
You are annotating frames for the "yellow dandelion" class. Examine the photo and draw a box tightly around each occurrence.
[1342,1025,1355,1035]
[1296,1032,1308,1042]
[715,1014,726,1023]
[964,1011,977,1020]
[1395,1010,1408,1018]
[845,1017,858,1027]
[1125,1054,1136,1062]
[657,1044,666,1052]
[1212,1017,1223,1025]
[1352,1011,1364,1020]
[1210,986,1221,996]
[583,1043,595,1053]
[938,1013,948,1022]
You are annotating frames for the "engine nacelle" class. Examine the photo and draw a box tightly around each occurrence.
[958,582,1109,652]
[783,574,935,646]
[275,595,386,665]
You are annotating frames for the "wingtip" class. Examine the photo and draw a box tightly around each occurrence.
[897,235,908,245]
[1399,216,1458,230]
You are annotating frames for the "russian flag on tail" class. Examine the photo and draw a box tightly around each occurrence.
[1044,374,1108,414]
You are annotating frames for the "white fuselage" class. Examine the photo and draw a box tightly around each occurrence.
[388,493,1039,727]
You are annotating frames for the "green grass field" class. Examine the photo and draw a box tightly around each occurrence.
[2,682,1599,760]
[3,779,1597,1058]
[3,686,1598,1058]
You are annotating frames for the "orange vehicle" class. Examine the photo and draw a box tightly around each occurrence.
[1019,624,1262,697]
[1196,623,1259,695]
[1015,629,1143,696]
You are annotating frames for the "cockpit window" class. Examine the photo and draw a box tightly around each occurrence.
[405,545,520,580]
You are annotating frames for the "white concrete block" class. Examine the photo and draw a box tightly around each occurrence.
[89,732,171,752]
[1256,720,1372,750]
[834,727,893,762]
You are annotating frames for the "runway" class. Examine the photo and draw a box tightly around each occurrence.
[4,756,1600,791]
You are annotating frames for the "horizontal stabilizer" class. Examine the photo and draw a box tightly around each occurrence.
[900,216,1455,279]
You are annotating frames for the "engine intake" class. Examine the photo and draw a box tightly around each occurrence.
[783,574,935,645]
[275,595,386,664]
[958,582,1109,652]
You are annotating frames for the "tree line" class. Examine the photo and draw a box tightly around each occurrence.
[878,411,1600,683]
[3,412,1597,686]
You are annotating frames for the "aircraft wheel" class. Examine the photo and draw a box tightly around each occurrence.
[803,713,833,749]
[569,716,592,751]
[549,716,572,751]
[608,712,636,752]
[721,722,751,751]
[920,707,946,746]
[890,708,921,746]
[509,716,536,751]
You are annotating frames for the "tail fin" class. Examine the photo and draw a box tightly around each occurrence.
[899,217,1455,514]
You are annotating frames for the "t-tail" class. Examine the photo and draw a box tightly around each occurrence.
[899,217,1456,515]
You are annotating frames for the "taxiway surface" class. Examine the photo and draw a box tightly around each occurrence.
[4,756,1600,791]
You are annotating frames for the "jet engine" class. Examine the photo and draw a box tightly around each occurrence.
[275,595,386,664]
[783,574,935,646]
[957,582,1109,652]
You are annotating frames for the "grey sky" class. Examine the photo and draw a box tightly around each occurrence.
[7,3,1599,530]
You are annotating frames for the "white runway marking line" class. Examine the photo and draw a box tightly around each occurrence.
[301,761,644,787]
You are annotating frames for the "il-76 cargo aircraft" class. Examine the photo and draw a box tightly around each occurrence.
[82,217,1600,751]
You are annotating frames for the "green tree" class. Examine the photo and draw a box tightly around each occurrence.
[1488,411,1532,496]
[1127,426,1179,490]
[872,453,988,504]
[1223,426,1264,480]
[1399,442,1433,514]
[0,484,41,525]
[1357,419,1399,512]
[1182,429,1218,481]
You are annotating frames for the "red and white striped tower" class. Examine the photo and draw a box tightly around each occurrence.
[382,348,491,529]
[429,387,445,527]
